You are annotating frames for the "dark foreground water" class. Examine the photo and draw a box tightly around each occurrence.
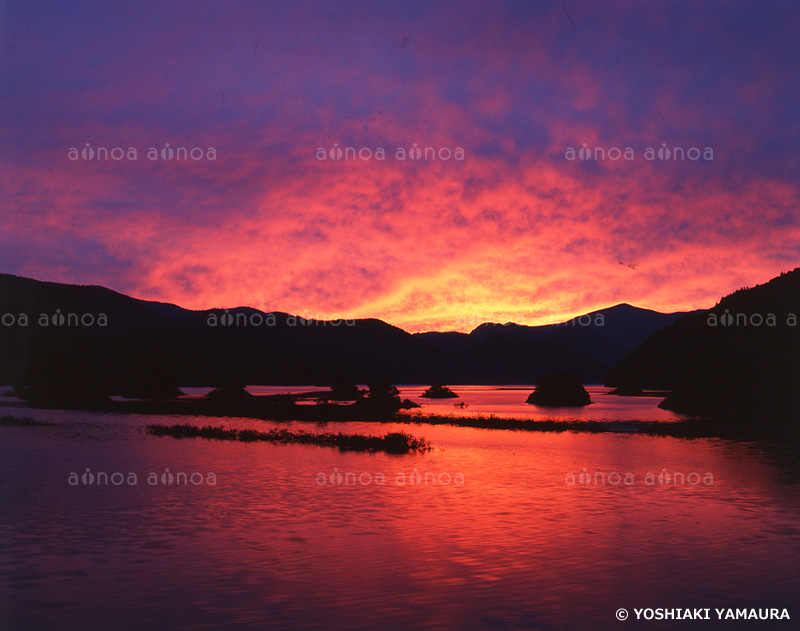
[0,391,798,631]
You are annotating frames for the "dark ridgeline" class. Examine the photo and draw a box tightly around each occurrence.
[2,269,799,436]
[606,268,800,429]
[0,273,691,407]
[3,269,799,427]
[464,303,695,362]
[415,303,691,385]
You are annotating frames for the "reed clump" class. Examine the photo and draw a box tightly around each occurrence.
[145,423,430,453]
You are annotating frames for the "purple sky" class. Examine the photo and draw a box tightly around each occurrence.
[1,0,798,331]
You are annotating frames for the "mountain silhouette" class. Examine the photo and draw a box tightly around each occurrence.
[0,273,696,400]
[417,303,692,375]
[606,268,800,421]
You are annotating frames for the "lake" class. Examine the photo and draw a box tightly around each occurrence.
[1,387,798,630]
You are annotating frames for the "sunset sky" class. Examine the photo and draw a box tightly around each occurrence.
[1,0,798,332]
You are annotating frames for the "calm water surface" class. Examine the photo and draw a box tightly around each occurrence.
[0,389,798,631]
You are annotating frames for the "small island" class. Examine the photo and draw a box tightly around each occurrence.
[420,384,459,399]
[206,382,253,402]
[526,371,591,407]
[607,382,644,396]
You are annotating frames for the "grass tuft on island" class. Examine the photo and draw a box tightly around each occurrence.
[145,423,431,453]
